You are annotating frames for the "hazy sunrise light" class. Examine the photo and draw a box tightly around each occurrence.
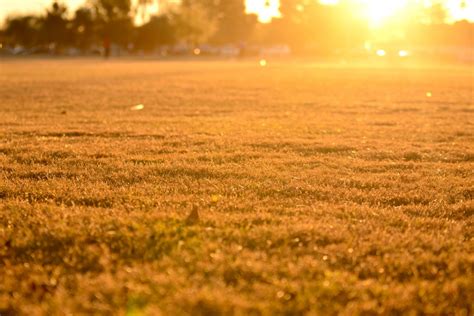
[246,0,281,23]
[1,0,473,25]
[1,0,472,313]
[246,0,474,24]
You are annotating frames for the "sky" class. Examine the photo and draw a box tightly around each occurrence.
[0,0,85,25]
[0,0,83,18]
[1,0,473,25]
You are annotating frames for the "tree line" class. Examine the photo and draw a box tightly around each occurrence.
[1,0,472,55]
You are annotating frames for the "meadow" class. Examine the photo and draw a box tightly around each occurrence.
[0,59,472,315]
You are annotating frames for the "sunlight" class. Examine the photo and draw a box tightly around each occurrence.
[360,0,408,28]
[315,1,472,26]
[443,0,474,23]
[246,0,281,23]
[319,0,339,5]
[3,0,473,27]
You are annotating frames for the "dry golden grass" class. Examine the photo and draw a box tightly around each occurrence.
[0,59,473,315]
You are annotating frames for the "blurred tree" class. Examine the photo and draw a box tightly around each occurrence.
[451,20,474,47]
[194,0,258,44]
[134,0,160,23]
[406,3,448,47]
[37,2,70,52]
[1,0,472,56]
[274,0,368,54]
[4,16,41,49]
[134,15,176,52]
[172,1,217,46]
[91,0,131,21]
[71,7,97,52]
[89,0,134,50]
[426,3,448,24]
[275,1,328,52]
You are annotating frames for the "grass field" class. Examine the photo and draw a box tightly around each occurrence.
[0,59,473,315]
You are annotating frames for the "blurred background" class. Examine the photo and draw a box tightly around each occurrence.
[0,0,472,63]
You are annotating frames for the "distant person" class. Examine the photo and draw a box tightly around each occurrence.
[238,42,247,59]
[103,36,111,59]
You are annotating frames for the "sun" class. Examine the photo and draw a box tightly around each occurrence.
[359,0,408,28]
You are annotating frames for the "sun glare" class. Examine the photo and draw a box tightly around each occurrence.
[443,0,474,23]
[360,0,408,28]
[246,0,281,23]
[247,0,474,25]
[319,0,339,5]
[354,0,474,27]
